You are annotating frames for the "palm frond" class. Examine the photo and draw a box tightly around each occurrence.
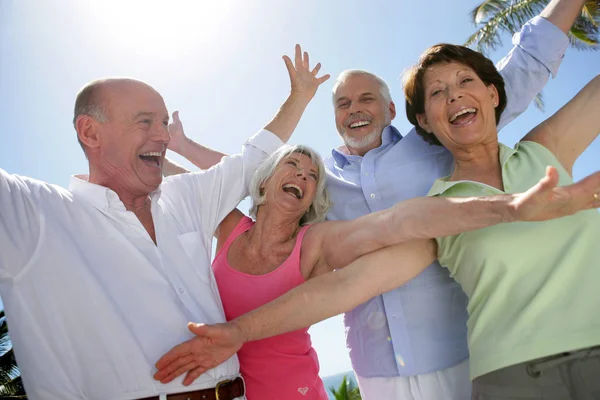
[533,92,545,112]
[470,0,508,24]
[465,0,547,53]
[581,0,599,27]
[568,17,600,49]
[0,375,27,397]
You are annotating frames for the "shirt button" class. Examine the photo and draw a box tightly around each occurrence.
[370,193,376,199]
[364,172,369,176]
[178,288,185,294]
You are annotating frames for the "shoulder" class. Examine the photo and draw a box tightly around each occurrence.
[216,210,247,244]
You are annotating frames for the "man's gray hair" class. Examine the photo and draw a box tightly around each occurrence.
[249,144,332,226]
[332,69,392,105]
[73,79,109,153]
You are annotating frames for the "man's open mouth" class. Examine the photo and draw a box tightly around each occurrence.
[139,152,161,167]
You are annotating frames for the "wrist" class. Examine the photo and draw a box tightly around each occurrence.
[172,136,193,157]
[288,90,313,105]
[230,319,250,344]
[501,194,519,223]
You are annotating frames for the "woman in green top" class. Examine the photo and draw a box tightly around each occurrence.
[401,44,600,397]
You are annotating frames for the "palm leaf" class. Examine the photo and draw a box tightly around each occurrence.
[465,0,547,54]
[0,375,27,398]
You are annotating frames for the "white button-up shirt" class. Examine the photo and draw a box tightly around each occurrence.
[0,130,282,400]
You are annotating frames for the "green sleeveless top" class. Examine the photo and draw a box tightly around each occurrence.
[428,140,600,380]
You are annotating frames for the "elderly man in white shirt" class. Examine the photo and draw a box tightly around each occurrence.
[0,45,329,400]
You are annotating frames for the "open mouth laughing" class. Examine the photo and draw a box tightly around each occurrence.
[282,183,304,199]
[139,151,162,168]
[448,107,477,126]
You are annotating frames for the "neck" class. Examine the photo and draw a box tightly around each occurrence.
[449,140,502,185]
[249,208,302,247]
[88,166,153,212]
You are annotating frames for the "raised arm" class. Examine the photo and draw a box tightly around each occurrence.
[164,45,330,178]
[153,239,437,385]
[496,0,584,128]
[312,165,600,272]
[161,45,329,238]
[163,111,226,176]
[523,74,600,174]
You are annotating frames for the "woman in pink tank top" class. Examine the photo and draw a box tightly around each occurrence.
[156,140,447,398]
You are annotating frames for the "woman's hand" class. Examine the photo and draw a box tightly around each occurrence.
[153,322,245,386]
[283,44,330,101]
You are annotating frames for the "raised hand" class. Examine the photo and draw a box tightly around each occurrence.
[283,44,330,101]
[510,167,600,222]
[167,111,187,154]
[153,322,245,386]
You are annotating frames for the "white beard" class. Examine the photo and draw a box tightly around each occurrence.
[340,128,380,150]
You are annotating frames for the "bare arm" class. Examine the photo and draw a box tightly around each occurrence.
[262,45,330,141]
[314,165,600,271]
[523,74,600,174]
[162,111,226,177]
[164,45,329,176]
[541,0,587,34]
[153,239,436,385]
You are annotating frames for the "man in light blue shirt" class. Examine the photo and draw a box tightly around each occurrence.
[325,0,583,398]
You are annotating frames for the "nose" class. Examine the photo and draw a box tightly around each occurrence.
[296,169,308,181]
[151,121,170,144]
[447,86,463,104]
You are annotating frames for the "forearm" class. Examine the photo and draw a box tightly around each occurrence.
[163,158,191,177]
[541,0,587,34]
[384,195,516,243]
[170,137,226,171]
[234,240,435,342]
[263,91,312,142]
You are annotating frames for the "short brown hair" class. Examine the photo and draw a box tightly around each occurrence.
[403,44,507,146]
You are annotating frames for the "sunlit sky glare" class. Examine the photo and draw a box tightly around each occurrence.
[1,0,598,377]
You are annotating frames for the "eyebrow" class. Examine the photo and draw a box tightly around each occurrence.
[336,92,375,104]
[429,69,472,84]
[287,156,319,174]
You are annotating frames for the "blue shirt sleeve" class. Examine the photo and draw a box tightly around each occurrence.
[496,16,569,129]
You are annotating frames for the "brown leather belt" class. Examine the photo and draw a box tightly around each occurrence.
[139,377,244,400]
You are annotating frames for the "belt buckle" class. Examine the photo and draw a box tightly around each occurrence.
[215,379,231,400]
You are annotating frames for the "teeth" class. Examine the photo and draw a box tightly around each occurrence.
[449,108,476,123]
[349,121,370,128]
[140,152,161,157]
[282,183,303,199]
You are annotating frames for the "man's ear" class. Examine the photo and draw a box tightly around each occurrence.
[388,101,397,121]
[416,113,431,133]
[76,115,102,150]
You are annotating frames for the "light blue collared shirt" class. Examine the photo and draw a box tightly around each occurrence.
[324,16,569,377]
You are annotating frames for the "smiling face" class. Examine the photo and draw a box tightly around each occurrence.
[333,73,396,156]
[416,62,499,151]
[261,152,320,219]
[82,80,170,196]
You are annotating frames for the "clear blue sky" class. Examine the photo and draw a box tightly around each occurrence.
[1,0,598,377]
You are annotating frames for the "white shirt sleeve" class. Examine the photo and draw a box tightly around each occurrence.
[0,168,44,278]
[160,129,283,238]
[496,16,569,129]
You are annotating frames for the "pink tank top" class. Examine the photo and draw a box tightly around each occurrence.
[212,216,328,400]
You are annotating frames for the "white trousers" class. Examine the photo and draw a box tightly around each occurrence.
[356,359,471,400]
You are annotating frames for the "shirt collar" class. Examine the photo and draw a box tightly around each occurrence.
[428,142,517,195]
[331,125,404,167]
[69,174,162,212]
